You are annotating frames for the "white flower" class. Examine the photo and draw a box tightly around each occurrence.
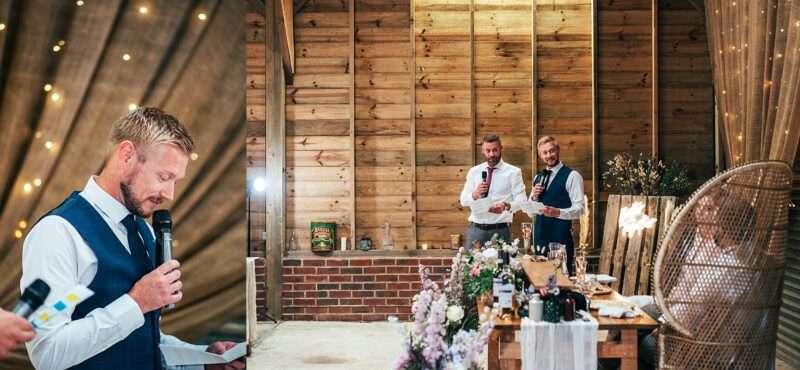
[512,238,520,247]
[446,305,464,323]
[619,201,657,237]
[482,247,498,260]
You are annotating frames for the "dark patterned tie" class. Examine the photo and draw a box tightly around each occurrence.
[121,214,149,266]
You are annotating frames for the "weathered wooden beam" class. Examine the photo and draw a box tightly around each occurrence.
[276,0,294,75]
[651,0,659,159]
[264,0,286,319]
[348,0,356,249]
[410,0,418,249]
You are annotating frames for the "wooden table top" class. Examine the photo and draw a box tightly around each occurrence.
[487,259,660,331]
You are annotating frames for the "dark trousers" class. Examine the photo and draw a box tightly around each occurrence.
[465,222,510,249]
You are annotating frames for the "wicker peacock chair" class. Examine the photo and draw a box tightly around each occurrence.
[653,161,793,369]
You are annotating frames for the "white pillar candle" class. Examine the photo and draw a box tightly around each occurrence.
[341,237,347,251]
[421,243,428,250]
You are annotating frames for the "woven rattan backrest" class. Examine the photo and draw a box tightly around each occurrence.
[653,161,792,341]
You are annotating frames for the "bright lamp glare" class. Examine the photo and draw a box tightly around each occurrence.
[253,177,267,193]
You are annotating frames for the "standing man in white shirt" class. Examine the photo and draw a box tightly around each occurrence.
[459,134,528,248]
[529,136,585,274]
[20,108,244,370]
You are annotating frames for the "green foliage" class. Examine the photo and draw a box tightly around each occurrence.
[463,266,494,300]
[602,152,692,196]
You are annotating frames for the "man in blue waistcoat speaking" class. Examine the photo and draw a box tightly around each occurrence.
[530,136,585,275]
[20,108,244,370]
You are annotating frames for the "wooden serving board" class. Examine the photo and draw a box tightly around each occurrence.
[520,258,574,289]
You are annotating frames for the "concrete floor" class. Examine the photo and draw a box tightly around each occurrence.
[249,321,404,370]
[249,321,798,370]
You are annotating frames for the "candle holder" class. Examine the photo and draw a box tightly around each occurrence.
[521,222,532,254]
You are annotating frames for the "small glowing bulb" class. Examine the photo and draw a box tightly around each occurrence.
[796,21,800,27]
[253,177,267,192]
[19,220,27,229]
[76,0,84,5]
[190,152,199,161]
[122,53,131,61]
[737,134,743,141]
[722,90,726,95]
[14,230,23,239]
[23,183,33,194]
[128,103,138,111]
[34,131,43,139]
[139,6,148,14]
[44,84,53,92]
[786,130,790,134]
[53,45,61,52]
[0,23,6,31]
[44,141,54,150]
[776,53,783,58]
[197,13,207,20]
[33,178,42,187]
[58,40,66,46]
[50,93,61,102]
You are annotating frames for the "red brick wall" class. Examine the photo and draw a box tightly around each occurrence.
[282,256,455,321]
[253,257,270,321]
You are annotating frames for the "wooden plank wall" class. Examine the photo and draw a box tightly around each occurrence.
[473,0,534,240]
[284,0,715,252]
[658,0,714,188]
[355,0,414,249]
[414,0,473,248]
[536,0,594,242]
[287,0,353,248]
[597,0,655,168]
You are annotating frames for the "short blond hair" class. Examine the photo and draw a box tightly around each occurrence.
[110,107,195,155]
[537,135,559,149]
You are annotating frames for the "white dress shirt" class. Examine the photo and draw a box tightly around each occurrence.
[459,159,528,224]
[21,177,205,370]
[529,161,585,221]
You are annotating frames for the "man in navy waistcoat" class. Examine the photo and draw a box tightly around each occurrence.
[20,108,244,370]
[529,136,585,275]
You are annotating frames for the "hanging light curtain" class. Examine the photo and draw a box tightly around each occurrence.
[705,0,800,167]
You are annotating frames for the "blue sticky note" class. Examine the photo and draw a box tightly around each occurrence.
[54,301,67,311]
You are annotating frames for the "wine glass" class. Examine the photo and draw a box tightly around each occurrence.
[548,243,566,275]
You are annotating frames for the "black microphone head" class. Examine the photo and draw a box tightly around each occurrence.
[153,209,172,232]
[21,279,50,309]
[481,171,487,180]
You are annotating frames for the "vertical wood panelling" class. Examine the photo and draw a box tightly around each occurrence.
[537,0,594,244]
[474,0,534,239]
[282,0,715,252]
[286,0,353,250]
[658,0,715,188]
[354,0,414,249]
[414,0,472,248]
[597,0,655,175]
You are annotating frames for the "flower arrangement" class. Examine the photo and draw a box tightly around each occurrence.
[602,153,691,196]
[464,235,525,300]
[391,248,498,370]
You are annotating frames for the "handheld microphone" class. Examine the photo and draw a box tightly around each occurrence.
[13,279,50,319]
[481,171,488,198]
[533,169,550,201]
[153,210,175,310]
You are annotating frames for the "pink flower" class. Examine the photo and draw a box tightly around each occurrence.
[470,266,479,278]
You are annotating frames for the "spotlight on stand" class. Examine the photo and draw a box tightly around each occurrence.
[246,176,277,323]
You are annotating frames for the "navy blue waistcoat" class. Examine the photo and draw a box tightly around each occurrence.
[534,166,575,272]
[44,192,162,370]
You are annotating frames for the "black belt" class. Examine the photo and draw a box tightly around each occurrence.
[471,222,509,231]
